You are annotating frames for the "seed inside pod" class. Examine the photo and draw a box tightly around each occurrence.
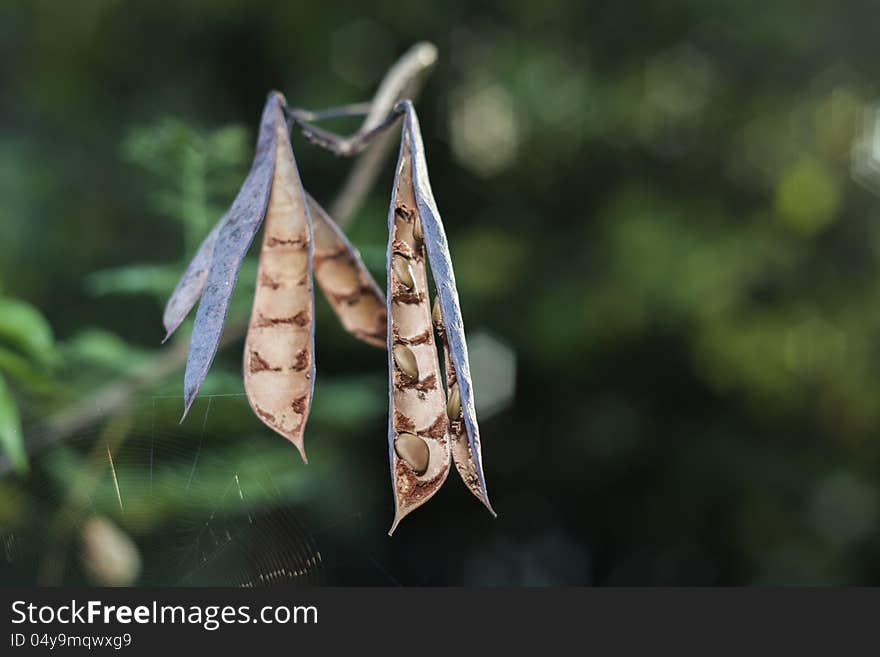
[446,383,461,420]
[413,216,423,242]
[432,295,442,329]
[393,344,419,379]
[392,254,415,290]
[394,433,429,474]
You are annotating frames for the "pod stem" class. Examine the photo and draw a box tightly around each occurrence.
[285,103,406,157]
[284,42,437,158]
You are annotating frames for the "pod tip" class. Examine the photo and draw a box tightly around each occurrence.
[180,390,197,423]
[295,444,309,465]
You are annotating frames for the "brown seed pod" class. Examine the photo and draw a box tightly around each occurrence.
[79,515,142,587]
[243,102,315,463]
[308,194,386,348]
[401,103,494,517]
[433,296,494,513]
[386,129,450,535]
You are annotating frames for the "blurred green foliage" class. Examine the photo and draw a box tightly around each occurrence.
[0,294,58,471]
[87,119,250,302]
[2,0,880,585]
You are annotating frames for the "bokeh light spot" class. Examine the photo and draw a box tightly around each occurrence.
[450,84,520,177]
[806,471,879,548]
[774,155,842,236]
[467,331,516,418]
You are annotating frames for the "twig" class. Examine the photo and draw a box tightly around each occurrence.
[286,42,437,159]
[286,104,406,157]
[301,42,438,225]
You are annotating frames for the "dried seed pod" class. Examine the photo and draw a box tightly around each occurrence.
[79,516,142,587]
[162,212,226,343]
[434,295,494,513]
[182,92,284,418]
[386,125,450,535]
[308,194,386,348]
[394,432,429,474]
[392,255,415,290]
[400,102,494,516]
[243,98,315,463]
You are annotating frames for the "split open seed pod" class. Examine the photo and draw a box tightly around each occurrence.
[163,92,386,461]
[384,103,494,530]
[162,80,494,534]
[309,195,386,348]
[242,96,316,462]
[386,113,452,534]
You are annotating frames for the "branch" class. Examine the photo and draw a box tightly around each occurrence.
[329,43,437,223]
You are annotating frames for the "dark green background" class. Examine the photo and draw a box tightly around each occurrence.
[2,0,880,585]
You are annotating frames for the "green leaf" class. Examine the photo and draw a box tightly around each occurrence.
[85,263,183,298]
[206,124,248,167]
[63,329,154,372]
[0,297,56,366]
[0,374,27,473]
[0,347,54,393]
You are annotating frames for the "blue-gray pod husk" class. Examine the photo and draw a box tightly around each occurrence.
[181,92,283,419]
[162,212,227,343]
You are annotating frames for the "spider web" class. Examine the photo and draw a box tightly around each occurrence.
[0,390,404,586]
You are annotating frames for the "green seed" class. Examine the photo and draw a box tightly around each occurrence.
[393,344,419,379]
[392,255,415,290]
[446,383,461,420]
[394,432,429,474]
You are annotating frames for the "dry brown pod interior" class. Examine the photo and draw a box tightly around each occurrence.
[309,195,386,348]
[386,130,450,534]
[243,103,315,463]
